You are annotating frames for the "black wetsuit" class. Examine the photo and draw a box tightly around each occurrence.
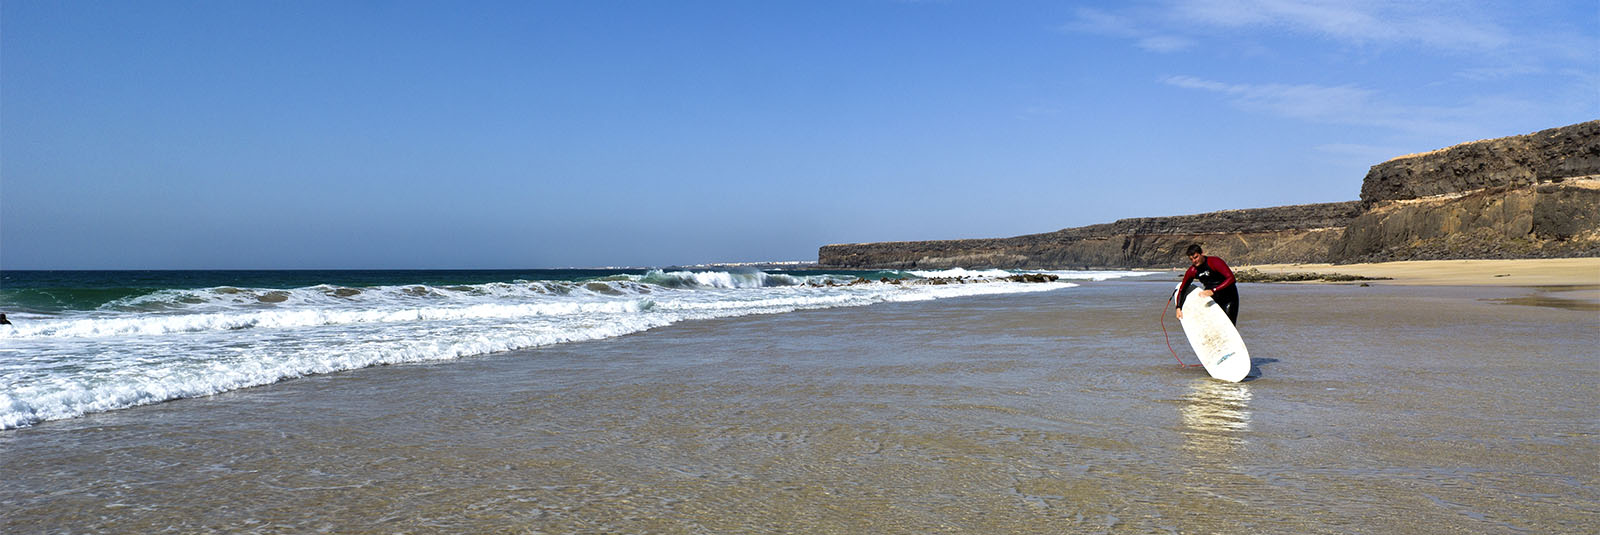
[1175,255,1239,325]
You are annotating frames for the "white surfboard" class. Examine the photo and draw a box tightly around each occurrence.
[1177,287,1251,382]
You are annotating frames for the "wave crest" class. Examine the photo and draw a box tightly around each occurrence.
[0,269,1136,430]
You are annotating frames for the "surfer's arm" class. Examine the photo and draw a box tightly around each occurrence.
[1174,267,1198,309]
[1208,257,1236,293]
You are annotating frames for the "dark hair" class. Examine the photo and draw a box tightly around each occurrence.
[1185,244,1203,256]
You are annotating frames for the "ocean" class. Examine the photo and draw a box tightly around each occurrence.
[3,272,1595,533]
[0,268,1149,430]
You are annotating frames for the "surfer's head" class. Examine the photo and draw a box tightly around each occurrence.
[1185,244,1204,267]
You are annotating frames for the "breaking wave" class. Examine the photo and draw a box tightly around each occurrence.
[0,268,1149,430]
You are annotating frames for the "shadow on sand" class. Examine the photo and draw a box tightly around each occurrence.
[1243,357,1279,382]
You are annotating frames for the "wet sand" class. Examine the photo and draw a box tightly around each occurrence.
[3,281,1597,534]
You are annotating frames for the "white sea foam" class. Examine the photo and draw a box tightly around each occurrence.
[9,300,652,339]
[905,268,1016,279]
[904,268,1157,281]
[1036,270,1160,281]
[0,270,1129,430]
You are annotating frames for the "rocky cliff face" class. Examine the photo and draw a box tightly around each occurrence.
[1327,120,1600,262]
[1361,121,1600,202]
[818,202,1362,269]
[1331,178,1600,262]
[818,120,1600,269]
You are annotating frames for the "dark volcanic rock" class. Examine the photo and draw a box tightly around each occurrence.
[1055,201,1365,237]
[1234,268,1388,283]
[1360,121,1600,202]
[1331,181,1600,262]
[1003,273,1060,283]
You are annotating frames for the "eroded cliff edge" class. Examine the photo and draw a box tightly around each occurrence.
[818,120,1600,269]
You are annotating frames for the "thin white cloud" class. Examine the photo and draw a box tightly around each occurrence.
[1062,7,1141,38]
[1138,35,1196,53]
[1169,0,1510,51]
[1454,63,1546,82]
[1163,75,1378,122]
[1161,74,1511,136]
[1062,7,1193,53]
[1314,143,1409,161]
[1065,0,1598,89]
[1067,3,1593,140]
[1068,1,1516,54]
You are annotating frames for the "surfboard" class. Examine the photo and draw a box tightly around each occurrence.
[1176,286,1251,382]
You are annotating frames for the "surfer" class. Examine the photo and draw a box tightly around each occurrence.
[1174,244,1239,325]
[0,313,9,325]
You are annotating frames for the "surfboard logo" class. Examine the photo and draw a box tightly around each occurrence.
[1217,352,1235,364]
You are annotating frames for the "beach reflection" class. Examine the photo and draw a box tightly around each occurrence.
[1179,379,1253,462]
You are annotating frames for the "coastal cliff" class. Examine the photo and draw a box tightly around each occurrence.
[1359,121,1600,203]
[818,120,1600,269]
[1331,178,1600,262]
[1331,121,1600,262]
[819,202,1361,269]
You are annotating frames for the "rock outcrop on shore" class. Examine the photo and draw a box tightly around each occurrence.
[818,120,1600,269]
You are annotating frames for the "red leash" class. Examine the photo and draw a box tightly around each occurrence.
[1162,294,1203,368]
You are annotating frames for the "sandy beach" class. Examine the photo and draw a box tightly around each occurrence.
[1244,257,1600,311]
[3,278,1596,534]
[1244,257,1600,287]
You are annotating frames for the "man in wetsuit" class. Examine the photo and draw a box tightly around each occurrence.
[1174,244,1239,325]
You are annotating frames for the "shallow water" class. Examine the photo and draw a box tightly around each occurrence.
[3,281,1596,534]
[1,268,1122,430]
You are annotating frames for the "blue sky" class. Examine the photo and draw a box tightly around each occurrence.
[3,0,1595,269]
